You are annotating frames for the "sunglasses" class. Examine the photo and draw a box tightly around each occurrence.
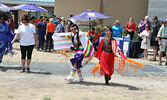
[22,21,27,23]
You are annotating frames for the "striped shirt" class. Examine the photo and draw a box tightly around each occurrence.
[157,25,167,38]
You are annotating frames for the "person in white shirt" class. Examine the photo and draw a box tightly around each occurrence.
[12,15,38,73]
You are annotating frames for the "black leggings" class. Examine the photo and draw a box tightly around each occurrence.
[127,31,134,40]
[20,45,34,59]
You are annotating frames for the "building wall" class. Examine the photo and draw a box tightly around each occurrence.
[104,0,149,26]
[148,0,167,20]
[54,0,100,22]
[54,0,149,26]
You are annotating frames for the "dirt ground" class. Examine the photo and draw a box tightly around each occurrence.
[0,43,167,100]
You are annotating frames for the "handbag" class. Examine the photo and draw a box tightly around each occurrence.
[143,36,147,44]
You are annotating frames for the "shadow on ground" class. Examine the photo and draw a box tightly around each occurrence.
[0,66,21,72]
[68,81,140,90]
[0,66,52,75]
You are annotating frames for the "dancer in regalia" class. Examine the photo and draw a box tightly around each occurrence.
[0,11,14,64]
[93,27,145,85]
[65,24,94,82]
[95,27,116,85]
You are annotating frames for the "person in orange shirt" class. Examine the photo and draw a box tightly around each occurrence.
[93,28,102,51]
[45,18,56,52]
[87,27,96,42]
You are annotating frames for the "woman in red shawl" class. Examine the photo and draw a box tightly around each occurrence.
[95,27,118,85]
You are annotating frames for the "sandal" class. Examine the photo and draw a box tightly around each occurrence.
[150,58,156,61]
[159,61,162,65]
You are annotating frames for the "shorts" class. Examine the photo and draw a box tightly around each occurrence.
[159,39,167,52]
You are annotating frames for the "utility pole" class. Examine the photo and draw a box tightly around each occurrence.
[99,0,104,24]
[99,0,103,24]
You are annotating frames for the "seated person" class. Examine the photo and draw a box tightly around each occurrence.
[87,27,96,42]
[93,28,102,51]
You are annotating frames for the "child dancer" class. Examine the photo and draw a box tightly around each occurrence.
[65,24,86,82]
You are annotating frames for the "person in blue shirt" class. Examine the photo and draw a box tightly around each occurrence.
[36,18,47,50]
[55,18,63,33]
[53,15,58,25]
[112,20,123,37]
[101,26,107,37]
[0,11,14,63]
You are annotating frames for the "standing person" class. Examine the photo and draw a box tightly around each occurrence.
[6,16,15,33]
[53,15,58,25]
[95,27,118,85]
[36,18,47,51]
[35,16,43,27]
[30,16,35,25]
[125,17,137,40]
[150,16,161,61]
[65,24,90,82]
[101,26,107,37]
[112,20,123,37]
[61,17,65,32]
[157,19,167,65]
[35,16,43,33]
[11,15,38,73]
[93,28,102,51]
[66,14,73,32]
[55,18,63,33]
[45,18,56,52]
[139,24,151,60]
[0,11,14,64]
[138,16,152,42]
[87,27,96,42]
[138,16,152,33]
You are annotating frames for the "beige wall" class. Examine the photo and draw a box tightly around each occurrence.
[104,0,149,26]
[54,0,149,26]
[54,0,100,20]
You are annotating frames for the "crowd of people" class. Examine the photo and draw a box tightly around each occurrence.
[1,10,167,84]
[86,15,167,66]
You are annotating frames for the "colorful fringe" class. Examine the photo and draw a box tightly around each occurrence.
[90,53,146,76]
[89,62,101,77]
[55,48,73,57]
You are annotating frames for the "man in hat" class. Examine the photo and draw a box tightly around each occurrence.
[0,11,14,64]
[157,19,167,65]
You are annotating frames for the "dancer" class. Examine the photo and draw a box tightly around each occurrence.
[0,11,14,64]
[93,27,145,85]
[94,27,117,85]
[65,24,94,82]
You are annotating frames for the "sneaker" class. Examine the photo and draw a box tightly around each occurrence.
[27,67,30,73]
[77,77,84,82]
[20,68,25,73]
[65,76,74,82]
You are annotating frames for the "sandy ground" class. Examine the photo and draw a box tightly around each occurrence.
[0,43,167,100]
